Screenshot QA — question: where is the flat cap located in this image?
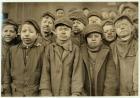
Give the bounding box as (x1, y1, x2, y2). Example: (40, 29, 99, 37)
(55, 17, 73, 28)
(42, 11, 55, 20)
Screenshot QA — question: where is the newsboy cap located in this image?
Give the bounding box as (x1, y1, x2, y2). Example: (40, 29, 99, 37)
(102, 19, 114, 27)
(114, 14, 134, 25)
(42, 11, 55, 20)
(69, 10, 88, 26)
(87, 11, 102, 20)
(84, 24, 103, 38)
(119, 3, 137, 14)
(3, 19, 18, 33)
(23, 19, 41, 33)
(55, 17, 73, 28)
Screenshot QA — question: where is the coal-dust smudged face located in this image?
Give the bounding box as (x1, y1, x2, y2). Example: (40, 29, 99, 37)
(21, 24, 38, 46)
(2, 25, 17, 43)
(103, 24, 116, 42)
(115, 18, 134, 41)
(55, 25, 71, 41)
(87, 32, 102, 48)
(72, 20, 85, 34)
(41, 16, 54, 38)
(88, 16, 102, 26)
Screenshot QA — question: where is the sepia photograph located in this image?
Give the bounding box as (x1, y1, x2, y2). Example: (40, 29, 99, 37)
(1, 1, 138, 96)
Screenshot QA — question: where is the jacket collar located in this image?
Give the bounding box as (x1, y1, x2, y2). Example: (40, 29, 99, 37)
(19, 37, 42, 48)
(54, 39, 73, 52)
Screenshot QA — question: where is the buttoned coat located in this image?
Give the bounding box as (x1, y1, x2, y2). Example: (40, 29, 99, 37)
(3, 40, 45, 96)
(39, 41, 84, 96)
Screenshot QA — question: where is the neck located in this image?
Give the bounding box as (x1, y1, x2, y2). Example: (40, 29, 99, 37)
(56, 39, 70, 45)
(23, 42, 34, 47)
(118, 34, 132, 42)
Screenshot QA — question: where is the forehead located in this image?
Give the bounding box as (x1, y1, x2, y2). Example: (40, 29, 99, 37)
(103, 24, 113, 29)
(22, 23, 35, 29)
(73, 19, 83, 24)
(42, 16, 54, 21)
(3, 24, 15, 29)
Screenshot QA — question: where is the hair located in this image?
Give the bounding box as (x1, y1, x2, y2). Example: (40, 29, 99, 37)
(3, 19, 18, 34)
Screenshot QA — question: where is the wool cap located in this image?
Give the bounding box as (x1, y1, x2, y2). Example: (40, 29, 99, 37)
(114, 14, 133, 25)
(3, 19, 18, 33)
(23, 19, 41, 33)
(84, 24, 103, 38)
(55, 17, 73, 28)
(119, 3, 137, 14)
(69, 10, 88, 26)
(42, 11, 55, 20)
(87, 11, 102, 20)
(102, 19, 114, 27)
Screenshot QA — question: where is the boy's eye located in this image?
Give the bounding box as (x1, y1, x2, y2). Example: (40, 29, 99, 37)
(4, 30, 8, 32)
(21, 29, 26, 33)
(9, 30, 15, 33)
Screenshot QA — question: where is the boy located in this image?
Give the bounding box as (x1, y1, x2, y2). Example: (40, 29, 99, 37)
(40, 11, 56, 46)
(104, 15, 138, 96)
(56, 8, 65, 18)
(102, 19, 116, 45)
(3, 19, 44, 96)
(70, 10, 88, 46)
(40, 17, 83, 96)
(81, 24, 116, 96)
(2, 19, 19, 96)
(87, 11, 102, 26)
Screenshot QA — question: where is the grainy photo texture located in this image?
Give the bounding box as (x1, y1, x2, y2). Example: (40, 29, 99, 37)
(1, 2, 138, 96)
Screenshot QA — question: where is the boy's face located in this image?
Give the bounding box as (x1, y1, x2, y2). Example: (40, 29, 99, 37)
(21, 24, 38, 45)
(56, 10, 64, 17)
(122, 8, 134, 17)
(102, 11, 109, 20)
(88, 16, 102, 26)
(83, 9, 89, 16)
(41, 16, 54, 36)
(72, 20, 85, 34)
(87, 32, 102, 48)
(2, 25, 17, 43)
(115, 18, 133, 40)
(103, 24, 116, 42)
(55, 25, 71, 41)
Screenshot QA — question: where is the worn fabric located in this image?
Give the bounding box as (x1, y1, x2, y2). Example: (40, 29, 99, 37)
(81, 44, 116, 96)
(104, 38, 138, 96)
(3, 39, 45, 96)
(39, 40, 84, 96)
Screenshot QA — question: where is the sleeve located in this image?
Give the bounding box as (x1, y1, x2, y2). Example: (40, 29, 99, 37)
(132, 53, 138, 95)
(39, 46, 52, 96)
(103, 50, 119, 96)
(71, 46, 84, 96)
(2, 48, 12, 96)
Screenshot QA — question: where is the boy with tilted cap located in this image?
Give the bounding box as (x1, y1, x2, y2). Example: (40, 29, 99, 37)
(81, 24, 116, 96)
(69, 10, 88, 47)
(102, 19, 116, 46)
(3, 19, 44, 96)
(104, 14, 138, 96)
(56, 8, 65, 18)
(2, 19, 19, 96)
(118, 3, 138, 18)
(87, 11, 102, 26)
(40, 17, 84, 96)
(40, 11, 56, 46)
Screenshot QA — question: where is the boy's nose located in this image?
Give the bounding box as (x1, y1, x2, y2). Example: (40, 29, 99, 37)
(6, 31, 11, 36)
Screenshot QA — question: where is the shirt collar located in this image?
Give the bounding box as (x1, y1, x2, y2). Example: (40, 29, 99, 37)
(55, 39, 72, 51)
